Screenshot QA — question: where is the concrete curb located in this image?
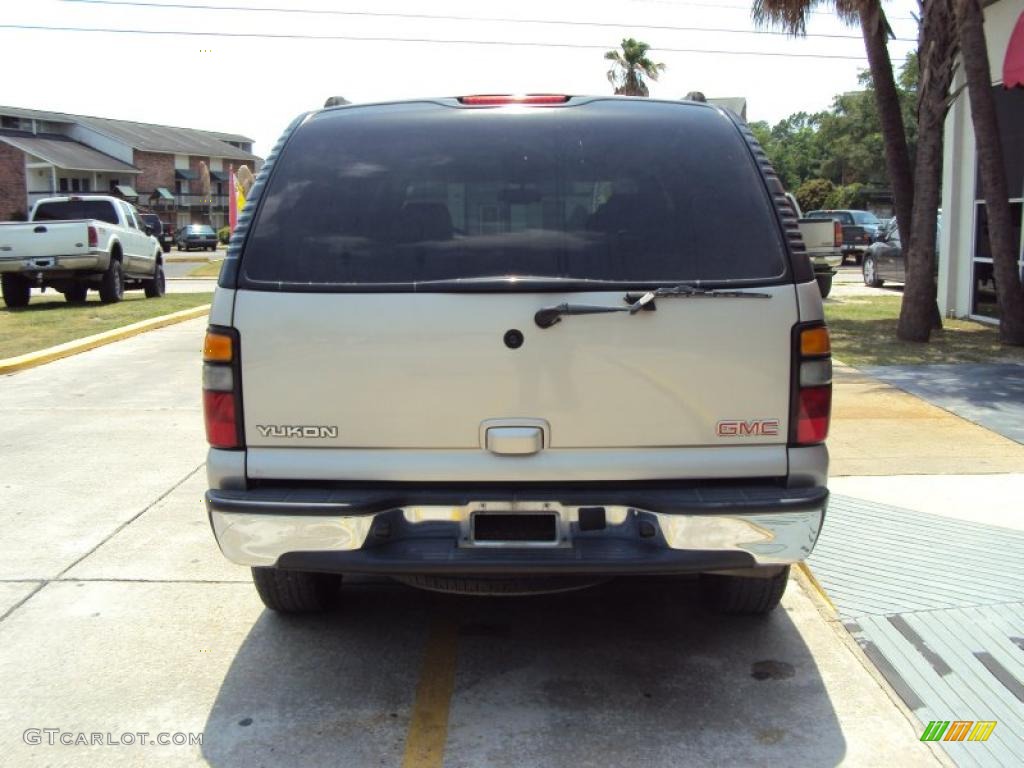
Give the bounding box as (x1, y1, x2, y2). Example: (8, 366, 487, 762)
(167, 276, 217, 281)
(0, 304, 210, 375)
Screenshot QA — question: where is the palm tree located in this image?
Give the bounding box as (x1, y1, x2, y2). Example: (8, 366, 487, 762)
(952, 0, 1024, 345)
(753, 0, 944, 340)
(898, 0, 957, 341)
(605, 38, 666, 96)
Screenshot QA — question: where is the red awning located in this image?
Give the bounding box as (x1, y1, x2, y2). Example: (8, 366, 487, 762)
(1005, 11, 1024, 88)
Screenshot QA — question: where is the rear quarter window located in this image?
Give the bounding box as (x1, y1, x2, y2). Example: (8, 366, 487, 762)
(239, 99, 789, 290)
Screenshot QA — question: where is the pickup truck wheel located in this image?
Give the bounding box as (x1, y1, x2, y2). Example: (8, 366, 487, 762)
(1, 274, 31, 308)
(700, 566, 789, 616)
(143, 261, 166, 298)
(98, 258, 125, 304)
(863, 256, 884, 287)
(251, 567, 341, 613)
(63, 283, 88, 304)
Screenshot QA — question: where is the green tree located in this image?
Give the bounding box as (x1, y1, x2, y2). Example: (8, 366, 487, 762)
(753, 0, 946, 342)
(824, 182, 867, 209)
(604, 38, 666, 96)
(795, 178, 835, 212)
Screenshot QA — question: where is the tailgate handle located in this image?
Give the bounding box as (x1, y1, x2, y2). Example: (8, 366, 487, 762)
(34, 225, 47, 233)
(485, 427, 543, 456)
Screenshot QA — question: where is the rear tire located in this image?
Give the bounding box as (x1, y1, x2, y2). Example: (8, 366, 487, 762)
(98, 257, 125, 304)
(143, 261, 166, 298)
(863, 255, 883, 287)
(251, 567, 342, 613)
(700, 566, 789, 616)
(63, 283, 88, 304)
(1, 274, 31, 308)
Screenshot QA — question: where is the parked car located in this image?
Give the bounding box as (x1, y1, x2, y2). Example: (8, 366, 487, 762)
(804, 209, 883, 265)
(785, 193, 842, 298)
(862, 219, 941, 288)
(0, 195, 165, 307)
(203, 95, 832, 616)
(138, 212, 173, 253)
(176, 224, 218, 251)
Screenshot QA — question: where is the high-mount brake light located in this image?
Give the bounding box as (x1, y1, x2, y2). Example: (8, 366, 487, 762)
(791, 323, 832, 446)
(459, 94, 570, 106)
(202, 327, 243, 449)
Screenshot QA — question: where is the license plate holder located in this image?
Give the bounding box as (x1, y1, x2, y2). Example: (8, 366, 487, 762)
(471, 511, 560, 546)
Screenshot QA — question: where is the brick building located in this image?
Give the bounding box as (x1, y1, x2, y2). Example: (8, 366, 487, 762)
(0, 105, 260, 231)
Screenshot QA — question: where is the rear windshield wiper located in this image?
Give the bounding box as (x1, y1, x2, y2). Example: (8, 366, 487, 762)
(535, 283, 772, 329)
(534, 301, 653, 329)
(623, 284, 773, 311)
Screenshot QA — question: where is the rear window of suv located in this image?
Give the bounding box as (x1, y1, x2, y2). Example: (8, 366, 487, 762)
(239, 100, 788, 290)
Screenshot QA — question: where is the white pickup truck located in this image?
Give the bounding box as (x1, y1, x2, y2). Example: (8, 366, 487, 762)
(0, 195, 166, 308)
(785, 193, 842, 298)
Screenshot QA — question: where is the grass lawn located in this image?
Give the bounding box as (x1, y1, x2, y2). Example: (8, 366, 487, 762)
(187, 260, 223, 278)
(825, 293, 1024, 366)
(0, 292, 213, 359)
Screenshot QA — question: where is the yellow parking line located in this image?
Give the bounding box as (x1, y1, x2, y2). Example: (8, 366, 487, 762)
(401, 613, 459, 768)
(796, 561, 837, 615)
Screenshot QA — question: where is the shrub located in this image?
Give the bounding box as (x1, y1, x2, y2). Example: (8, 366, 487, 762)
(794, 179, 834, 214)
(218, 226, 231, 244)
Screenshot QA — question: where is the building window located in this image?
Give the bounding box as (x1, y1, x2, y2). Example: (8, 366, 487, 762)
(59, 178, 69, 192)
(971, 201, 1023, 319)
(82, 178, 90, 192)
(71, 178, 81, 192)
(109, 178, 120, 191)
(970, 86, 1024, 320)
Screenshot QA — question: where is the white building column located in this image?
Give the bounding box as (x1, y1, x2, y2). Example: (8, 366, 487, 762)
(939, 65, 977, 319)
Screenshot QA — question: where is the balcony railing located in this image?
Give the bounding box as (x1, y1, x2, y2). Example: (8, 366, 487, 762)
(176, 194, 228, 210)
(24, 190, 229, 211)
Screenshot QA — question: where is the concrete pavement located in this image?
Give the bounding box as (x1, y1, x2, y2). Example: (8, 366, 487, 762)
(0, 319, 938, 766)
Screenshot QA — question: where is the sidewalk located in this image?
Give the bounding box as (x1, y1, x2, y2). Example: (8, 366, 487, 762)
(830, 364, 1024, 476)
(821, 365, 1024, 766)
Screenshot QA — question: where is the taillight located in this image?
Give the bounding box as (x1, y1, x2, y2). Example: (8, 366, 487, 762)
(203, 327, 243, 449)
(87, 225, 97, 248)
(833, 220, 842, 247)
(458, 94, 570, 106)
(791, 323, 832, 446)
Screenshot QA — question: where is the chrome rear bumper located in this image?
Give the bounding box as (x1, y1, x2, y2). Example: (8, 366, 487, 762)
(206, 485, 827, 574)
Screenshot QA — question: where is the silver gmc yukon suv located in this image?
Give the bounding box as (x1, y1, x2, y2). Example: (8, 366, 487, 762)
(203, 95, 831, 616)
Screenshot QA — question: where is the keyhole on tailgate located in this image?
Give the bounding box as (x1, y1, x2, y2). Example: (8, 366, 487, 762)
(503, 329, 524, 349)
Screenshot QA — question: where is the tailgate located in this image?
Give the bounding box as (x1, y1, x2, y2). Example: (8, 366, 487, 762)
(235, 286, 797, 456)
(0, 221, 92, 260)
(798, 220, 838, 252)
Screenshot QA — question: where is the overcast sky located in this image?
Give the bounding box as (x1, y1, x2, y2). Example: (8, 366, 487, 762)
(0, 0, 921, 156)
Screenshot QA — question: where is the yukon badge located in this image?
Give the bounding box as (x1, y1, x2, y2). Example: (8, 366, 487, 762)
(257, 425, 339, 438)
(716, 419, 780, 437)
